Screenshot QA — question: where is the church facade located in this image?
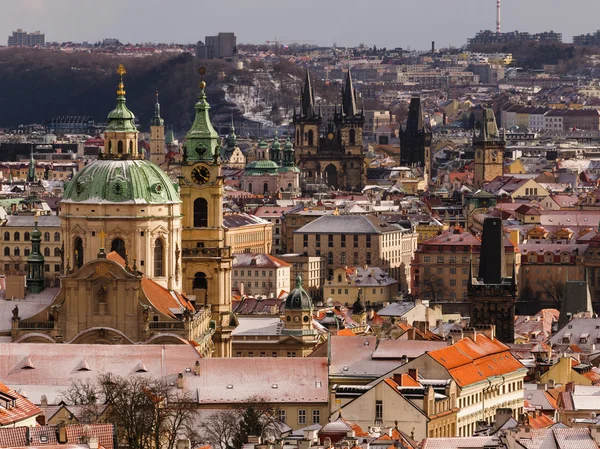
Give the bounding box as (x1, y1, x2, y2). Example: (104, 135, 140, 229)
(293, 69, 366, 192)
(11, 66, 231, 357)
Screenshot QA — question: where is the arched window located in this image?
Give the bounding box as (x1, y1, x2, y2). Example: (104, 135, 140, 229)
(24, 232, 30, 241)
(14, 247, 20, 257)
(296, 129, 300, 146)
(111, 238, 126, 260)
(24, 248, 30, 256)
(308, 129, 314, 146)
(248, 183, 253, 193)
(263, 183, 269, 194)
(349, 129, 356, 145)
(74, 237, 84, 269)
(3, 232, 9, 241)
(54, 248, 61, 257)
(193, 272, 208, 290)
(337, 274, 342, 283)
(14, 232, 20, 242)
(193, 198, 208, 228)
(108, 141, 112, 152)
(154, 239, 164, 277)
(44, 247, 50, 257)
(128, 141, 133, 153)
(4, 247, 9, 256)
(117, 141, 124, 154)
(54, 232, 60, 242)
(44, 232, 50, 242)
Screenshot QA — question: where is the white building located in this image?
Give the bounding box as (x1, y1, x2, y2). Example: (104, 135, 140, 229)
(232, 253, 291, 296)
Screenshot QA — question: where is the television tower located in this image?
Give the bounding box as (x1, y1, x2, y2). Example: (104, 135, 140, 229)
(496, 0, 501, 34)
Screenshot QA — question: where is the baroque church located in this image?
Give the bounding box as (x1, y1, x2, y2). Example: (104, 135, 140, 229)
(12, 66, 235, 357)
(293, 69, 366, 191)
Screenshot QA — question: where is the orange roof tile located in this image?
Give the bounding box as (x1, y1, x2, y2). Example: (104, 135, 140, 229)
(141, 277, 194, 319)
(429, 335, 524, 387)
(527, 412, 555, 429)
(106, 251, 126, 267)
(396, 374, 421, 387)
(337, 329, 356, 337)
(0, 382, 41, 425)
(543, 392, 558, 410)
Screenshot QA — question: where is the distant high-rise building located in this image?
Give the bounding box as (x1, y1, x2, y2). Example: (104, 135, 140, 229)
(574, 30, 600, 46)
(196, 32, 236, 59)
(7, 29, 45, 48)
(467, 30, 561, 47)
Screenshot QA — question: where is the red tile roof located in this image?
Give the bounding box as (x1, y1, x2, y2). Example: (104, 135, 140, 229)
(0, 381, 41, 425)
(429, 335, 524, 387)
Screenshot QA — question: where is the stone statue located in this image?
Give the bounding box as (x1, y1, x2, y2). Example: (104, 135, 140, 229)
(11, 305, 19, 322)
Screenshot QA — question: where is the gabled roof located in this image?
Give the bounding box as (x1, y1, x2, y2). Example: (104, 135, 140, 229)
(0, 381, 41, 425)
(428, 335, 524, 387)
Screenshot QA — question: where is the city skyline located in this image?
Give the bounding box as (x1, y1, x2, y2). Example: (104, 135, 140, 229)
(2, 0, 598, 49)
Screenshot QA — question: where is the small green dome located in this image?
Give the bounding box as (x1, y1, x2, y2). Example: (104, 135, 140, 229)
(271, 139, 281, 150)
(107, 97, 137, 133)
(63, 159, 180, 204)
(284, 138, 294, 151)
(245, 159, 279, 175)
(285, 276, 312, 310)
(257, 139, 268, 149)
(278, 165, 300, 174)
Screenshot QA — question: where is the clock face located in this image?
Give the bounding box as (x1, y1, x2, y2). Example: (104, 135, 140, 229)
(191, 165, 211, 185)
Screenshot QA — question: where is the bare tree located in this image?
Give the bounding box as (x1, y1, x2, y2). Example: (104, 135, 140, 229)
(418, 271, 448, 302)
(199, 410, 239, 449)
(539, 279, 565, 307)
(62, 374, 198, 449)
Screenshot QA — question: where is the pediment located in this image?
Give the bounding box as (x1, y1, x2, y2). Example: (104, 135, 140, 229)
(151, 225, 169, 237)
(66, 259, 139, 281)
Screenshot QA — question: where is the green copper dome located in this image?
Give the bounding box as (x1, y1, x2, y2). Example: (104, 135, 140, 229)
(62, 159, 180, 204)
(245, 159, 279, 175)
(185, 80, 220, 162)
(285, 276, 312, 310)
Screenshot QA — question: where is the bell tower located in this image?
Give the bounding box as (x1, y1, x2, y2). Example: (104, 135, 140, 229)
(293, 68, 320, 158)
(473, 108, 505, 188)
(149, 91, 165, 165)
(180, 67, 234, 357)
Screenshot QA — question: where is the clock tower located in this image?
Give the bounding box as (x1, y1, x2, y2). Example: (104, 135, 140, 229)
(473, 108, 505, 189)
(180, 69, 234, 357)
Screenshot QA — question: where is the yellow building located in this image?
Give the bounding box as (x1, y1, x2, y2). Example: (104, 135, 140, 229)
(179, 73, 235, 358)
(540, 357, 599, 386)
(325, 266, 398, 307)
(224, 213, 273, 254)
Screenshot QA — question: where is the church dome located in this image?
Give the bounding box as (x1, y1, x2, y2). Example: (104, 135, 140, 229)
(245, 159, 279, 175)
(62, 159, 180, 204)
(285, 276, 312, 310)
(352, 290, 366, 315)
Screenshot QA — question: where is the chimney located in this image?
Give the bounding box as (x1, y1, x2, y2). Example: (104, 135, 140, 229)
(40, 395, 48, 408)
(393, 373, 403, 384)
(194, 360, 200, 376)
(88, 437, 99, 449)
(239, 282, 245, 296)
(323, 437, 332, 448)
(565, 382, 575, 393)
(477, 324, 495, 340)
(176, 440, 191, 449)
(247, 436, 262, 445)
(464, 327, 477, 342)
(548, 379, 555, 389)
(408, 368, 419, 381)
(415, 321, 427, 333)
(177, 373, 184, 389)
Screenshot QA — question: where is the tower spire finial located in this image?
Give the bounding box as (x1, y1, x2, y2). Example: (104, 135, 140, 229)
(116, 64, 126, 96)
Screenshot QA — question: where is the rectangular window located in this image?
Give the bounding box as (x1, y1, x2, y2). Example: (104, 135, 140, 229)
(328, 235, 333, 247)
(353, 252, 359, 265)
(341, 235, 346, 248)
(437, 256, 444, 263)
(44, 264, 49, 272)
(366, 252, 372, 265)
(236, 352, 242, 357)
(262, 271, 266, 277)
(315, 234, 321, 247)
(248, 352, 253, 357)
(272, 352, 278, 357)
(344, 288, 348, 295)
(278, 409, 286, 423)
(366, 235, 372, 248)
(424, 256, 431, 263)
(240, 270, 244, 276)
(375, 400, 383, 420)
(303, 234, 308, 246)
(354, 235, 359, 248)
(312, 409, 320, 424)
(298, 409, 306, 425)
(54, 264, 60, 272)
(450, 267, 456, 274)
(450, 279, 456, 286)
(437, 267, 443, 275)
(340, 252, 346, 264)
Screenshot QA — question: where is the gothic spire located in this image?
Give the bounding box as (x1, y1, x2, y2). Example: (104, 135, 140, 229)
(405, 96, 424, 134)
(342, 66, 357, 117)
(301, 68, 315, 118)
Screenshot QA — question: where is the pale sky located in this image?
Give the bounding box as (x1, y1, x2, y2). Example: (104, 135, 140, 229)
(1, 0, 598, 49)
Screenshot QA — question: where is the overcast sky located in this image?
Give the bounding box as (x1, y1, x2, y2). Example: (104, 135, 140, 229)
(1, 0, 598, 50)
